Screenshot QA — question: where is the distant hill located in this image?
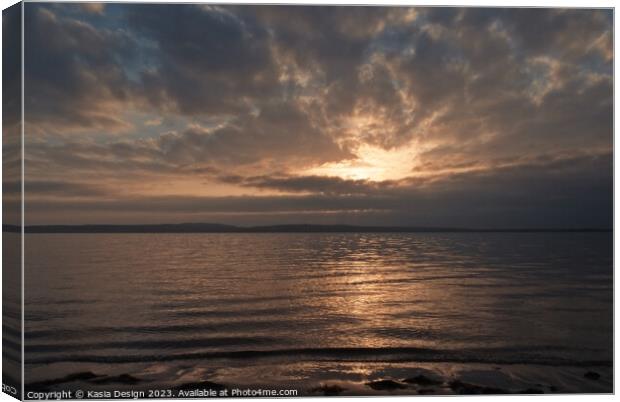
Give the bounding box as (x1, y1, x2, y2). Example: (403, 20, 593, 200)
(2, 223, 612, 233)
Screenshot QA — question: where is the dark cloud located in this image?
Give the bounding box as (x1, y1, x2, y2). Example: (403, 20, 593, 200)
(24, 4, 138, 132)
(219, 173, 402, 195)
(503, 8, 612, 61)
(126, 4, 280, 116)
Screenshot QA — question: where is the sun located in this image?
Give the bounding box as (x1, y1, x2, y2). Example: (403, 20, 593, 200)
(304, 143, 418, 182)
(307, 160, 383, 181)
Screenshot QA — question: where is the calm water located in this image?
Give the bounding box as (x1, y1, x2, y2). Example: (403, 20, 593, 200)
(23, 233, 612, 388)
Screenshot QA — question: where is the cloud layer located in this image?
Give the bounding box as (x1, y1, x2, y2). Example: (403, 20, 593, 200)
(21, 4, 613, 227)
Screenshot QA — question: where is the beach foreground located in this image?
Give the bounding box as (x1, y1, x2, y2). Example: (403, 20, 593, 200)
(25, 361, 612, 396)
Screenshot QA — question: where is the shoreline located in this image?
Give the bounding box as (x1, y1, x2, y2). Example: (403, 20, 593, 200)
(5, 223, 613, 234)
(25, 361, 613, 396)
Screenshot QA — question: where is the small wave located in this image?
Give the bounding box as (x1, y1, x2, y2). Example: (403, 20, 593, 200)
(25, 346, 612, 367)
(26, 336, 279, 353)
(25, 318, 327, 340)
(152, 294, 294, 309)
(166, 305, 308, 319)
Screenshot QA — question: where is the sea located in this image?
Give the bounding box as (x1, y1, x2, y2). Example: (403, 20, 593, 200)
(11, 232, 614, 395)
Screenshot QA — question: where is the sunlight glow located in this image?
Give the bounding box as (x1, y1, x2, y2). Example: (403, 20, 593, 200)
(304, 143, 419, 181)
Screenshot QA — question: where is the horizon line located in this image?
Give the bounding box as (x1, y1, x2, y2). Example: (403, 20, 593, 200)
(2, 223, 613, 234)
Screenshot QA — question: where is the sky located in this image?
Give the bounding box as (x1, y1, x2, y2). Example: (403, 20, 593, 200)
(10, 3, 613, 227)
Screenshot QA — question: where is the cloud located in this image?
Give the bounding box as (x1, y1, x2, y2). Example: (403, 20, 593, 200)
(23, 152, 612, 228)
(3, 3, 23, 227)
(3, 4, 22, 128)
(20, 5, 612, 227)
(25, 100, 352, 182)
(156, 102, 353, 169)
(80, 3, 105, 15)
(376, 8, 613, 171)
(7, 180, 106, 197)
(218, 173, 403, 195)
(24, 5, 138, 133)
(126, 4, 280, 116)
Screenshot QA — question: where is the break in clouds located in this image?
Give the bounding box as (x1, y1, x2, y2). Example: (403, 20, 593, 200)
(13, 4, 613, 227)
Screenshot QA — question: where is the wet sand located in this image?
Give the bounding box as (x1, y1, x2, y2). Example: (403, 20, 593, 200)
(25, 361, 612, 396)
